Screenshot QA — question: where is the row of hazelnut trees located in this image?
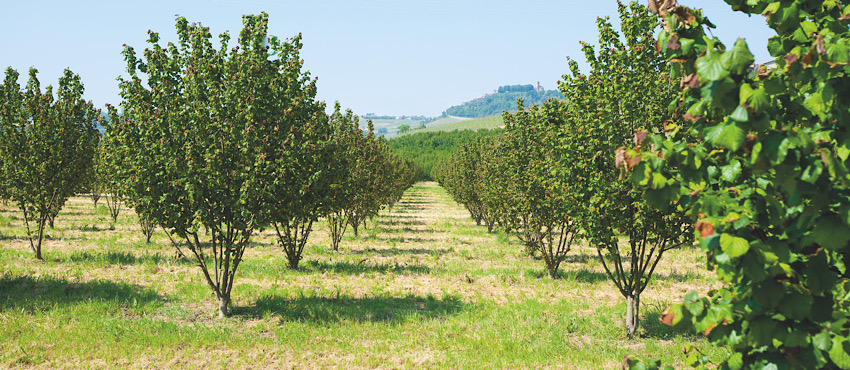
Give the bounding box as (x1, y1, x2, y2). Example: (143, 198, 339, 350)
(438, 0, 850, 368)
(0, 13, 418, 318)
(435, 1, 690, 340)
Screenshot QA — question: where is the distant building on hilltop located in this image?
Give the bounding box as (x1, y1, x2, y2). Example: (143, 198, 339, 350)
(534, 81, 544, 92)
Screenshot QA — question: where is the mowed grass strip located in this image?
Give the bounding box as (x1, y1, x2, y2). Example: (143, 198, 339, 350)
(0, 182, 726, 368)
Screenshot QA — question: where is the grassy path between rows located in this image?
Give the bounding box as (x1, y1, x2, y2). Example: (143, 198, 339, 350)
(0, 182, 725, 368)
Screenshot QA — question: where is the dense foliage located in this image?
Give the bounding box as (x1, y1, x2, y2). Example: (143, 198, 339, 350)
(387, 129, 502, 180)
(444, 89, 561, 118)
(108, 13, 331, 317)
(435, 2, 692, 338)
(623, 0, 850, 367)
(324, 105, 417, 251)
(0, 68, 100, 260)
(433, 138, 494, 231)
(561, 2, 693, 339)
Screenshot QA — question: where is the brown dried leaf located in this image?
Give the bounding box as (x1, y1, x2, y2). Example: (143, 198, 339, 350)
(673, 6, 696, 23)
(666, 34, 681, 50)
(696, 220, 715, 238)
(757, 65, 772, 79)
(681, 73, 699, 89)
(682, 112, 700, 122)
(660, 306, 675, 326)
(633, 129, 648, 147)
(784, 53, 799, 67)
(647, 0, 659, 14)
(626, 155, 641, 170)
(816, 33, 826, 55)
(802, 51, 813, 69)
(615, 147, 627, 170)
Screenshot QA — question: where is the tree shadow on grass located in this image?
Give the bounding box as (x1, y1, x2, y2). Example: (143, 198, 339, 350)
(63, 250, 192, 266)
(0, 275, 163, 313)
(235, 294, 465, 324)
(524, 267, 610, 283)
(302, 260, 432, 275)
(375, 219, 426, 227)
(371, 236, 439, 244)
(350, 246, 451, 257)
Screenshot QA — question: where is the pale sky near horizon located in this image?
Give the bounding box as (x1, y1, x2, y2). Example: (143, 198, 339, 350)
(1, 1, 774, 117)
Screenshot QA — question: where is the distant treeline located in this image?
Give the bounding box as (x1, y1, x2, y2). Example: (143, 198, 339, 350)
(445, 90, 562, 118)
(497, 84, 535, 93)
(387, 129, 503, 181)
(360, 114, 429, 121)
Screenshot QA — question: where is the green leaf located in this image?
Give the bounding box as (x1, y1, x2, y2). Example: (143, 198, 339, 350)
(801, 161, 823, 183)
(706, 121, 746, 151)
(830, 337, 850, 369)
(696, 50, 729, 81)
(779, 293, 812, 320)
(721, 160, 742, 182)
(721, 39, 755, 75)
(811, 215, 850, 250)
(720, 233, 750, 258)
(748, 87, 771, 113)
(684, 293, 704, 316)
(814, 332, 833, 352)
(730, 105, 750, 122)
(748, 318, 776, 346)
(805, 92, 827, 119)
(726, 353, 744, 369)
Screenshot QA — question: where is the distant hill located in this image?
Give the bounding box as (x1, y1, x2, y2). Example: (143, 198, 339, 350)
(444, 84, 562, 118)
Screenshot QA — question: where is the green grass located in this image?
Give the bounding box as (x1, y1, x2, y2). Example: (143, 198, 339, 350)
(0, 182, 727, 367)
(395, 115, 504, 137)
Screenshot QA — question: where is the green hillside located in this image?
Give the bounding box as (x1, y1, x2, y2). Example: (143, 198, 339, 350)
(445, 87, 561, 118)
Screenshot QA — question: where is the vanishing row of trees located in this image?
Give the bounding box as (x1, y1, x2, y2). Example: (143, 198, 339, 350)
(440, 0, 850, 367)
(435, 2, 691, 340)
(387, 129, 502, 180)
(0, 13, 418, 318)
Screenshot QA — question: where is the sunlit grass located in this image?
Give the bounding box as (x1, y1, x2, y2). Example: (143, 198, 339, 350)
(0, 182, 726, 367)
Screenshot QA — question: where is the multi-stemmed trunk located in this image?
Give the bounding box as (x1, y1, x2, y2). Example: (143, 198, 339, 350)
(139, 215, 156, 244)
(90, 193, 101, 210)
(169, 222, 253, 318)
(327, 211, 348, 252)
(275, 217, 315, 270)
(105, 192, 121, 222)
(21, 194, 59, 260)
(22, 206, 49, 260)
(595, 224, 680, 339)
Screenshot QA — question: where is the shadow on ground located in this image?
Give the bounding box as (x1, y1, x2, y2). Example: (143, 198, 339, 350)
(350, 246, 451, 257)
(303, 260, 432, 275)
(237, 294, 465, 324)
(0, 275, 163, 313)
(64, 250, 191, 266)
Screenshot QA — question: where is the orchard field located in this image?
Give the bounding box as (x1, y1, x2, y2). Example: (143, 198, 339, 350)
(0, 182, 724, 368)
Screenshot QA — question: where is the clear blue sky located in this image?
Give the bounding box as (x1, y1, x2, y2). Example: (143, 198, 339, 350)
(1, 1, 774, 117)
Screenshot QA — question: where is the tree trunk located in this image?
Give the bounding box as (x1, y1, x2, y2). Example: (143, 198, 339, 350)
(352, 223, 359, 237)
(33, 220, 45, 260)
(217, 292, 229, 318)
(288, 254, 301, 270)
(626, 293, 640, 339)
